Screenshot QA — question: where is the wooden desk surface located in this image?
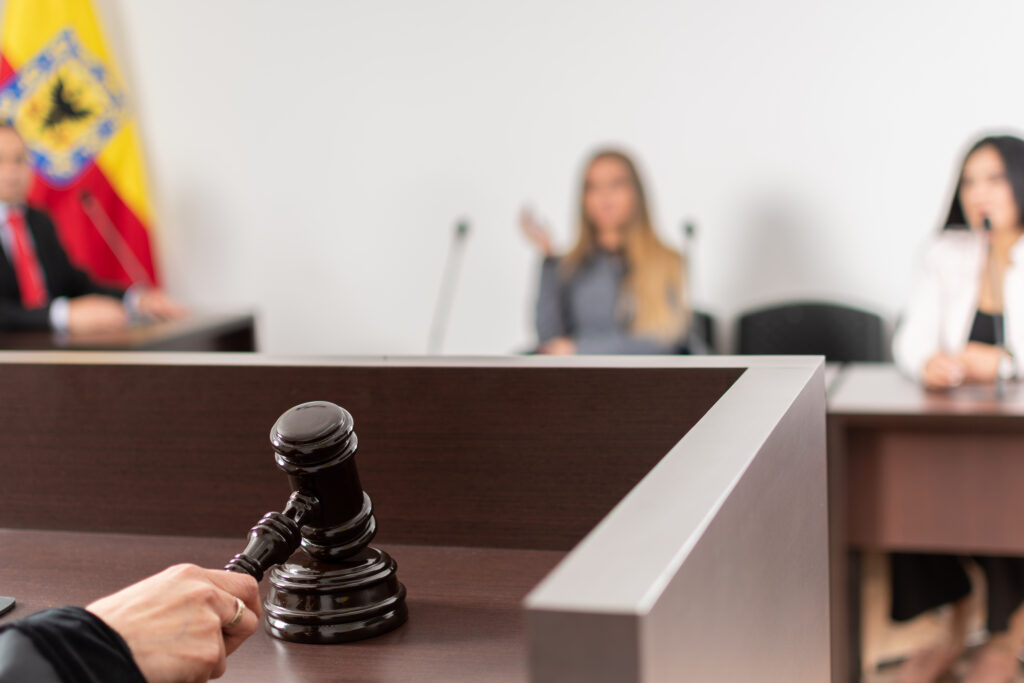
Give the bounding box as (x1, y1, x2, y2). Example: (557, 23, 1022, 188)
(0, 312, 256, 352)
(0, 528, 562, 682)
(828, 362, 1024, 418)
(0, 356, 827, 683)
(828, 362, 1024, 553)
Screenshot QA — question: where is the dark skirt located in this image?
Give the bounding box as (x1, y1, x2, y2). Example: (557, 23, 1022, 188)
(891, 553, 1024, 633)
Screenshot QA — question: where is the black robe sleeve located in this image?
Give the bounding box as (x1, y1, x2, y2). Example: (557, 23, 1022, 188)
(0, 607, 146, 683)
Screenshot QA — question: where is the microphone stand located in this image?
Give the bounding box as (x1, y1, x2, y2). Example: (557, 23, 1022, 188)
(681, 219, 700, 349)
(79, 191, 153, 288)
(682, 219, 696, 295)
(427, 219, 470, 354)
(984, 218, 1007, 399)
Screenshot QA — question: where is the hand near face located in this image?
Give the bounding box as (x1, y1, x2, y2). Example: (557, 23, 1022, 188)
(86, 564, 261, 683)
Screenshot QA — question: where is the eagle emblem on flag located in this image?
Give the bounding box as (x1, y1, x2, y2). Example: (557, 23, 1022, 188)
(0, 29, 125, 186)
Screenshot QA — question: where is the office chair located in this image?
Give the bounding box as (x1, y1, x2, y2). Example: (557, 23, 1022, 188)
(736, 301, 885, 362)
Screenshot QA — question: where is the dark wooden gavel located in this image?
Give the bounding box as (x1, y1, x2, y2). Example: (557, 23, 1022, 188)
(225, 400, 407, 643)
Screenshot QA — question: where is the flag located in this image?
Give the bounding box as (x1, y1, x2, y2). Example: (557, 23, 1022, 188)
(0, 0, 158, 288)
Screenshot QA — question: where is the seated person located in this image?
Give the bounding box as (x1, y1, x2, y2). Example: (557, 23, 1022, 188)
(520, 148, 694, 354)
(0, 563, 259, 683)
(0, 123, 184, 333)
(892, 135, 1024, 683)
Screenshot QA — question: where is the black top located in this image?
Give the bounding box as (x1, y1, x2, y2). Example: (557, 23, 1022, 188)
(969, 310, 1003, 346)
(0, 606, 145, 682)
(0, 206, 123, 331)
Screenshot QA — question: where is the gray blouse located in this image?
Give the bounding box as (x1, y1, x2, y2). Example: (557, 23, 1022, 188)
(535, 250, 684, 354)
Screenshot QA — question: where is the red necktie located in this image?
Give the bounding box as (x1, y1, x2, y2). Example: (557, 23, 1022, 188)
(8, 208, 48, 309)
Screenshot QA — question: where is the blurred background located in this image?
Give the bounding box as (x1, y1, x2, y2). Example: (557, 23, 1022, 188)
(13, 0, 1020, 355)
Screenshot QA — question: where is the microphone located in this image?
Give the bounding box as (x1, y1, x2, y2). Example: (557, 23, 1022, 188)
(681, 218, 696, 297)
(427, 219, 470, 354)
(680, 218, 706, 351)
(78, 190, 153, 288)
(681, 219, 697, 292)
(681, 219, 695, 254)
(982, 216, 1008, 397)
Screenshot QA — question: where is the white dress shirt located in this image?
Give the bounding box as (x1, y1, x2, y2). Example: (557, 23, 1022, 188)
(892, 229, 1024, 379)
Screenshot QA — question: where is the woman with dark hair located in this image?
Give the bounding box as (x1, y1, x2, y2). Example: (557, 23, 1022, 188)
(521, 149, 693, 354)
(892, 135, 1024, 682)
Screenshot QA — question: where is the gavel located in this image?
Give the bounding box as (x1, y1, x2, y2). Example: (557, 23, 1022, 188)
(226, 400, 407, 643)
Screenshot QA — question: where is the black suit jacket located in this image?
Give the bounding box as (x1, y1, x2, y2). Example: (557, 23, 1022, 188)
(0, 207, 124, 331)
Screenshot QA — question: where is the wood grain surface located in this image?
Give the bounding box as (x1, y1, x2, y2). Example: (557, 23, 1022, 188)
(0, 528, 563, 682)
(0, 362, 740, 550)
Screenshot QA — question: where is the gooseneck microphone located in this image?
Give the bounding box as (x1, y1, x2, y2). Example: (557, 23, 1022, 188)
(983, 217, 1008, 398)
(681, 219, 695, 255)
(427, 219, 470, 354)
(680, 218, 706, 352)
(79, 190, 153, 287)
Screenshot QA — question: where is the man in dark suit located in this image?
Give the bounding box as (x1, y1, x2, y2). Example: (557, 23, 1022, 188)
(0, 124, 183, 332)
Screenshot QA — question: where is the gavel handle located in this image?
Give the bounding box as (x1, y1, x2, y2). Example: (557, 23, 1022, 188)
(225, 491, 319, 581)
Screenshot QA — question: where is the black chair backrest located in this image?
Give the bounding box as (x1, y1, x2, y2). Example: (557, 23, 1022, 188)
(690, 310, 716, 352)
(737, 301, 885, 362)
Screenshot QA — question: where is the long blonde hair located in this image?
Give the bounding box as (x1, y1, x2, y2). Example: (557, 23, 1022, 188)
(561, 149, 688, 342)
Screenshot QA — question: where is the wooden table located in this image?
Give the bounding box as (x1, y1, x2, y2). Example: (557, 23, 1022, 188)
(828, 363, 1024, 681)
(0, 312, 256, 351)
(0, 529, 561, 682)
(0, 354, 829, 682)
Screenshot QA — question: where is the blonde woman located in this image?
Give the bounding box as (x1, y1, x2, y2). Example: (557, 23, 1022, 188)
(521, 149, 691, 354)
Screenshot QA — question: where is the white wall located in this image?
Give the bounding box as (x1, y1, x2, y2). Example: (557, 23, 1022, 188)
(37, 1, 1024, 353)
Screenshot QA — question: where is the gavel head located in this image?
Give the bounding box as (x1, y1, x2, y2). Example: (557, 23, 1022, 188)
(270, 401, 376, 562)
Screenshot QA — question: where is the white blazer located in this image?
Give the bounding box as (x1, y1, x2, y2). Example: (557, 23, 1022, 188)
(892, 229, 1024, 379)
